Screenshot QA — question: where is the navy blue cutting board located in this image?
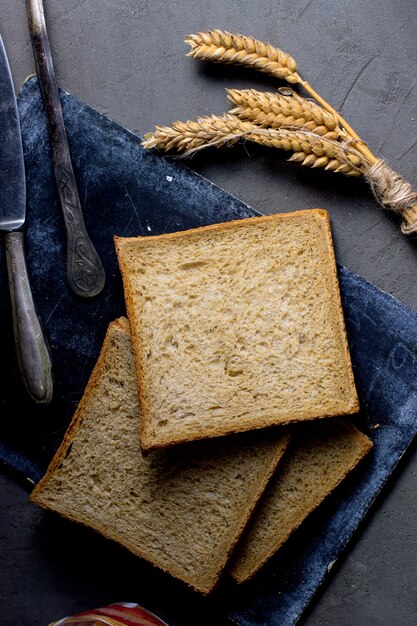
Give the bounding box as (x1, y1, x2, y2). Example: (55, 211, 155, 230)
(1, 76, 417, 626)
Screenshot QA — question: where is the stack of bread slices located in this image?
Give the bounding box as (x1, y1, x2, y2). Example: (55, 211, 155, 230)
(31, 210, 372, 594)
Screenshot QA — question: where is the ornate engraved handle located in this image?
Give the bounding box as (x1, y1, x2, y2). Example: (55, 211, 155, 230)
(27, 0, 105, 298)
(56, 165, 105, 297)
(4, 231, 53, 404)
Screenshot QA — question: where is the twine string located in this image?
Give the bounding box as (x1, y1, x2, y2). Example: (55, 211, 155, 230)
(365, 159, 417, 218)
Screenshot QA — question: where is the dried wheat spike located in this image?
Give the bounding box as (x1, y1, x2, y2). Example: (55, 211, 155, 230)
(185, 30, 300, 84)
(227, 88, 344, 140)
(142, 114, 365, 176)
(142, 114, 254, 152)
(252, 128, 364, 175)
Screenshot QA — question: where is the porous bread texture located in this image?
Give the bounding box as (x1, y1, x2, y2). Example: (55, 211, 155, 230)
(229, 419, 373, 583)
(115, 210, 359, 451)
(30, 318, 290, 595)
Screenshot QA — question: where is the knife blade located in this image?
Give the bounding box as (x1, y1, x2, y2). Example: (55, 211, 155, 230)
(27, 0, 105, 298)
(0, 35, 53, 404)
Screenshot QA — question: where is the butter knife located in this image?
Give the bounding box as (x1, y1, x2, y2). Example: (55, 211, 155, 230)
(0, 35, 53, 404)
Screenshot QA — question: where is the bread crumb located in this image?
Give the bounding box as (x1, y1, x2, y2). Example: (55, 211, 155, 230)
(327, 559, 337, 572)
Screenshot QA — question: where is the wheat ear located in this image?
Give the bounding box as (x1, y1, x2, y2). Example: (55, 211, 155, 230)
(185, 30, 300, 84)
(142, 114, 250, 152)
(142, 114, 365, 176)
(227, 88, 345, 140)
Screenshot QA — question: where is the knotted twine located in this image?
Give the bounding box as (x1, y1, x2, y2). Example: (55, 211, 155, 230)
(364, 159, 417, 235)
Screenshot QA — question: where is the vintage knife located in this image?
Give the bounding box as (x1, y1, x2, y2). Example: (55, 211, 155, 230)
(27, 0, 105, 298)
(0, 35, 53, 404)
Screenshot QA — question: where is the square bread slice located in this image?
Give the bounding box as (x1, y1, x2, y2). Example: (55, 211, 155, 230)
(30, 318, 290, 595)
(229, 419, 372, 583)
(115, 210, 359, 451)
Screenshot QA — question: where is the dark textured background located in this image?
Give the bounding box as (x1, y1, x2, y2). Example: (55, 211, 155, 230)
(0, 1, 416, 625)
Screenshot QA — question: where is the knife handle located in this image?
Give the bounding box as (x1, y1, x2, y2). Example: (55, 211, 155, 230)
(4, 231, 53, 404)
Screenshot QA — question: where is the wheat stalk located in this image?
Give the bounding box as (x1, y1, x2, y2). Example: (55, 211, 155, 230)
(142, 114, 365, 176)
(185, 30, 300, 84)
(142, 30, 417, 233)
(184, 30, 417, 233)
(226, 88, 344, 140)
